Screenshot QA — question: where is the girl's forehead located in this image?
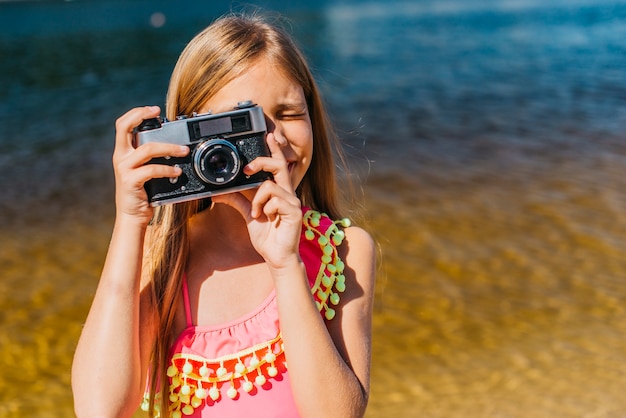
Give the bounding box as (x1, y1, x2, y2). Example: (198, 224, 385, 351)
(200, 60, 305, 114)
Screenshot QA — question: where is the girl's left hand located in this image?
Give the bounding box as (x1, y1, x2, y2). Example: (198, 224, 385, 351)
(211, 133, 303, 270)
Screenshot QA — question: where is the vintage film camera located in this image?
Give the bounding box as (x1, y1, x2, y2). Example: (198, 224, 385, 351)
(133, 101, 271, 206)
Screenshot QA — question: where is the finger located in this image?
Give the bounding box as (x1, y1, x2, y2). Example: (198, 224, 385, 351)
(114, 106, 161, 155)
(119, 163, 183, 190)
(122, 142, 189, 169)
(250, 180, 300, 219)
(244, 133, 293, 192)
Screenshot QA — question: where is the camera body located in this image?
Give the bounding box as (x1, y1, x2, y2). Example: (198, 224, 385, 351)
(133, 102, 271, 206)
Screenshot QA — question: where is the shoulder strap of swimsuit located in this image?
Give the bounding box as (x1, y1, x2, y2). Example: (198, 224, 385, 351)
(182, 274, 193, 327)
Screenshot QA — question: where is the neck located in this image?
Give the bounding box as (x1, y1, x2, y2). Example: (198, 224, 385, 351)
(188, 201, 263, 270)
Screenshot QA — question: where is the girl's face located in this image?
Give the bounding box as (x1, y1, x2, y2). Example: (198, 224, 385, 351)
(199, 58, 313, 191)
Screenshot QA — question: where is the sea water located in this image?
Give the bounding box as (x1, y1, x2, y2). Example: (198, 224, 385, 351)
(1, 0, 625, 416)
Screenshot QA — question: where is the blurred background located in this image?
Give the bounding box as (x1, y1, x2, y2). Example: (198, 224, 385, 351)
(1, 0, 626, 416)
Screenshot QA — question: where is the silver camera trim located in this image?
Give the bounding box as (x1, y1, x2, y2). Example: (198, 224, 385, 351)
(134, 104, 266, 146)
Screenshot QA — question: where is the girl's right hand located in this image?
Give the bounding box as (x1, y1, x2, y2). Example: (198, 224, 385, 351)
(112, 106, 189, 225)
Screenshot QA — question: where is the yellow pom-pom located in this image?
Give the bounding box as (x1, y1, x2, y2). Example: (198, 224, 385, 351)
(191, 396, 202, 408)
(167, 365, 178, 377)
(182, 404, 194, 415)
(172, 411, 182, 418)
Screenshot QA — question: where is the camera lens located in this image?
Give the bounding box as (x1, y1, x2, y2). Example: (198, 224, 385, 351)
(193, 139, 240, 185)
(208, 152, 229, 175)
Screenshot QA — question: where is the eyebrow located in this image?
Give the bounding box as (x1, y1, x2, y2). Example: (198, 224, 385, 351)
(276, 102, 308, 112)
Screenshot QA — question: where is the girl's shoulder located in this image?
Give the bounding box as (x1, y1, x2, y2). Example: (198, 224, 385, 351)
(300, 208, 376, 297)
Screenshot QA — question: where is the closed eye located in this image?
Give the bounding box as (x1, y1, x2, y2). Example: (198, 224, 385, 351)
(278, 112, 307, 120)
(275, 103, 309, 120)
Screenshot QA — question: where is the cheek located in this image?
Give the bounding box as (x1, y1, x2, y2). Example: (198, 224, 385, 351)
(293, 123, 314, 159)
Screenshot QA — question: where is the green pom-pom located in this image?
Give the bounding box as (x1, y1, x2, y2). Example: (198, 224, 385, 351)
(325, 308, 336, 320)
(322, 274, 332, 287)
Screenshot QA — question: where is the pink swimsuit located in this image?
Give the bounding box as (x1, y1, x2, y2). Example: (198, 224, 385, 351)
(142, 208, 350, 417)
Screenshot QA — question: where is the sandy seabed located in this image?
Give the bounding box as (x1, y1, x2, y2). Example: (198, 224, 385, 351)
(2, 141, 626, 418)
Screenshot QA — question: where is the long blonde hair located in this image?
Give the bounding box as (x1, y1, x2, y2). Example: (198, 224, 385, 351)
(145, 13, 351, 416)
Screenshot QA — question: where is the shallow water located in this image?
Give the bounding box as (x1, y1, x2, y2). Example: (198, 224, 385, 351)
(1, 0, 626, 417)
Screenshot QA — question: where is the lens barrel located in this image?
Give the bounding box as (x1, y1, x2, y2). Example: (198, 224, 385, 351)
(193, 139, 240, 185)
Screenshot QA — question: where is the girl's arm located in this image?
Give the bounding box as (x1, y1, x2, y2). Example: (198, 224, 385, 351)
(71, 216, 154, 417)
(71, 106, 188, 417)
(270, 226, 375, 418)
(213, 134, 375, 417)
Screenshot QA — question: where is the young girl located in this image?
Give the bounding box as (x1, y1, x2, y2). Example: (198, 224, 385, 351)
(72, 13, 375, 418)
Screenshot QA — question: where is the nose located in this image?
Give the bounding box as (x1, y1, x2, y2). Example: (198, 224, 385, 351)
(264, 115, 288, 147)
